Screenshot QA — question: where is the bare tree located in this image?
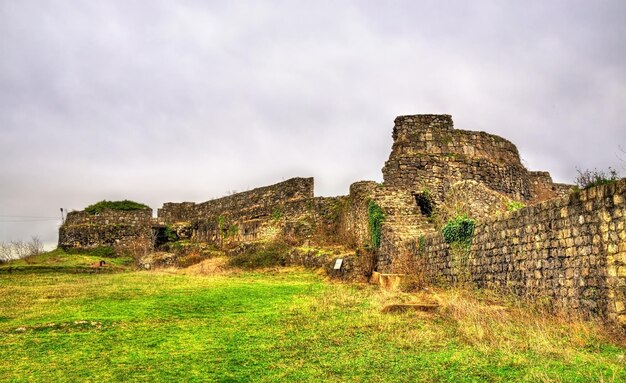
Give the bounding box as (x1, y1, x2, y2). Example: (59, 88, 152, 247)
(28, 236, 43, 256)
(0, 236, 44, 263)
(0, 243, 12, 262)
(10, 240, 29, 259)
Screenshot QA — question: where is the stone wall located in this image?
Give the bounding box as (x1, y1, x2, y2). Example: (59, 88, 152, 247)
(54, 112, 624, 326)
(57, 177, 351, 253)
(155, 178, 352, 248)
(528, 171, 573, 204)
(382, 115, 567, 203)
(58, 209, 153, 251)
(402, 179, 626, 324)
(158, 177, 314, 223)
(433, 180, 513, 228)
(275, 196, 347, 246)
(339, 181, 379, 248)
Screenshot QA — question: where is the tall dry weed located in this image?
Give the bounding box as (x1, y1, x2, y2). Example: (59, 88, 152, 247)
(433, 288, 625, 357)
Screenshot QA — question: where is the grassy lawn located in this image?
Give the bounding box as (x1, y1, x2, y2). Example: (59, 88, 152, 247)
(0, 260, 624, 382)
(0, 248, 134, 274)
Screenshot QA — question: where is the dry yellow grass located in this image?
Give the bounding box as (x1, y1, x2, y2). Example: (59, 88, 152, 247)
(176, 256, 239, 275)
(379, 286, 626, 359)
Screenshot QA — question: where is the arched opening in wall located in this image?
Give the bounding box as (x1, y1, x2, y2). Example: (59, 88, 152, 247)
(414, 191, 434, 217)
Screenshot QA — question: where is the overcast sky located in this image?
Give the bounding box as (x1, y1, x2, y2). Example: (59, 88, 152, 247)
(1, 0, 625, 247)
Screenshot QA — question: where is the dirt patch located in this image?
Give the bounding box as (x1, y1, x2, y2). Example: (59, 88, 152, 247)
(179, 257, 240, 276)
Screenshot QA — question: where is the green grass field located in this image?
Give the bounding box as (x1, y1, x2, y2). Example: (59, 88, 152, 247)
(0, 253, 624, 382)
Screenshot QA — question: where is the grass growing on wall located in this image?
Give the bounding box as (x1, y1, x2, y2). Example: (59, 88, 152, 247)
(506, 200, 525, 212)
(216, 215, 240, 241)
(270, 207, 283, 221)
(575, 167, 621, 190)
(84, 200, 150, 214)
(367, 200, 385, 249)
(0, 266, 624, 382)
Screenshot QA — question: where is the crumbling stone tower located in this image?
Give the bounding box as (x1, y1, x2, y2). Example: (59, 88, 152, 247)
(382, 114, 569, 203)
(374, 114, 571, 271)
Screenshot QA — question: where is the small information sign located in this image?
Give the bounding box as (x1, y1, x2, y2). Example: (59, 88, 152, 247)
(333, 258, 343, 270)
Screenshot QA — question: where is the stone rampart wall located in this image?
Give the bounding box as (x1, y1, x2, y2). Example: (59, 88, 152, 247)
(184, 195, 350, 247)
(59, 209, 153, 250)
(156, 178, 353, 247)
(158, 177, 313, 223)
(339, 181, 379, 248)
(405, 179, 626, 324)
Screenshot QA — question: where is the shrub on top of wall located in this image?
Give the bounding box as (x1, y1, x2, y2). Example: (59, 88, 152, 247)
(84, 200, 150, 214)
(367, 200, 385, 249)
(574, 167, 620, 190)
(442, 214, 475, 247)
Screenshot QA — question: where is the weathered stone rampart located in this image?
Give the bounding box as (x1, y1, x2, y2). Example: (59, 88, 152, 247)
(339, 181, 379, 247)
(158, 177, 313, 224)
(406, 179, 626, 324)
(59, 209, 153, 250)
(156, 178, 315, 246)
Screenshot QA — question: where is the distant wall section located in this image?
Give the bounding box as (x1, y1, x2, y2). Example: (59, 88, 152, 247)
(156, 177, 338, 246)
(58, 209, 153, 251)
(158, 177, 314, 224)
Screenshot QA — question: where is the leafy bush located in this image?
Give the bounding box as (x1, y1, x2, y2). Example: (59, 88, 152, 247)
(506, 200, 525, 212)
(84, 200, 150, 214)
(442, 214, 475, 247)
(164, 226, 178, 242)
(227, 242, 289, 269)
(367, 200, 385, 249)
(574, 167, 620, 190)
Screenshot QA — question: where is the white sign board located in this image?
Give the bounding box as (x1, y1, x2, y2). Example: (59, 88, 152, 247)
(333, 258, 343, 270)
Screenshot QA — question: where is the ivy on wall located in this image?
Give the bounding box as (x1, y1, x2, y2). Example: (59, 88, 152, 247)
(367, 200, 385, 249)
(442, 214, 475, 247)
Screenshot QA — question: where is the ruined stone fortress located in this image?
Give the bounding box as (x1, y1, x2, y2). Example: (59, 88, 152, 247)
(58, 114, 626, 326)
